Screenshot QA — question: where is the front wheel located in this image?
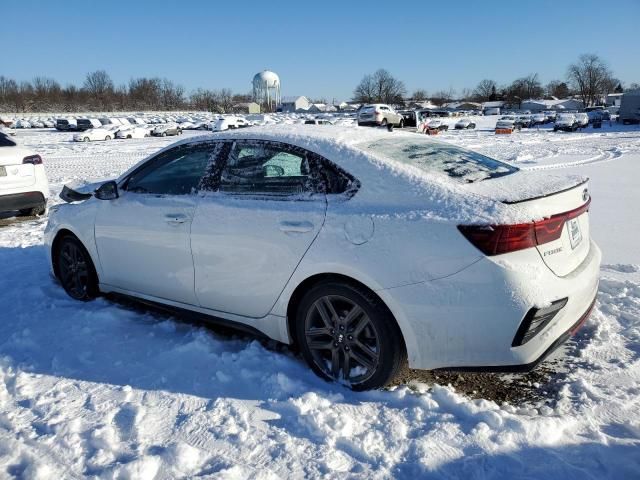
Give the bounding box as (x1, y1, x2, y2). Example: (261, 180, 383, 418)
(296, 282, 406, 390)
(161, 132, 167, 137)
(83, 137, 90, 142)
(105, 136, 111, 141)
(398, 120, 404, 128)
(55, 235, 99, 301)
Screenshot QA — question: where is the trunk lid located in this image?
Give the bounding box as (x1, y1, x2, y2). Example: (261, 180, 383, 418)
(0, 147, 37, 190)
(468, 171, 591, 277)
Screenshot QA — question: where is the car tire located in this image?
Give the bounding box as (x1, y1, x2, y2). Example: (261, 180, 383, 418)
(105, 136, 111, 141)
(381, 119, 388, 127)
(295, 281, 406, 391)
(127, 135, 132, 139)
(144, 134, 149, 137)
(399, 120, 404, 128)
(83, 137, 90, 142)
(55, 235, 99, 302)
(19, 203, 46, 217)
(162, 132, 167, 137)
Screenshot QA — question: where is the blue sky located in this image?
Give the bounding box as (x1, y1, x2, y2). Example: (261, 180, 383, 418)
(4, 0, 639, 101)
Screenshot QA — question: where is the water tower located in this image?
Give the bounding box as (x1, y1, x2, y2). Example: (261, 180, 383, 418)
(252, 70, 281, 112)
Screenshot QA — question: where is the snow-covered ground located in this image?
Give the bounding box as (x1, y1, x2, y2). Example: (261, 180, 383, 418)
(1, 118, 639, 478)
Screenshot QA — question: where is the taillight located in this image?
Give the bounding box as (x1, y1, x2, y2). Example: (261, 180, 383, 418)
(458, 198, 591, 256)
(23, 154, 43, 165)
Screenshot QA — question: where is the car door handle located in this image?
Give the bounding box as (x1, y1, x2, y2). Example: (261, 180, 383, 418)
(279, 221, 314, 233)
(165, 213, 188, 225)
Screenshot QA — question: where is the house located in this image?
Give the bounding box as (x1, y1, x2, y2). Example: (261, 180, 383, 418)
(232, 102, 260, 114)
(445, 101, 482, 111)
(279, 96, 311, 113)
(481, 101, 506, 115)
(606, 93, 624, 108)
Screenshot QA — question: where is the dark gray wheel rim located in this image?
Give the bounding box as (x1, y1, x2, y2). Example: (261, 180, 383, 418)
(59, 242, 89, 299)
(304, 295, 380, 384)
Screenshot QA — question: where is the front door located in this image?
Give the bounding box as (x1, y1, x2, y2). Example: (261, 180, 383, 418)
(94, 143, 217, 305)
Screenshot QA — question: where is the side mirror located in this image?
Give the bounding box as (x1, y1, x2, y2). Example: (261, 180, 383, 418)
(95, 180, 119, 200)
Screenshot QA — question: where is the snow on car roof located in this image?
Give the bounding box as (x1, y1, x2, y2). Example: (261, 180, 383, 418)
(119, 125, 584, 225)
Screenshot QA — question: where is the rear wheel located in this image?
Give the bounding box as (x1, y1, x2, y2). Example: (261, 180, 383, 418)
(19, 203, 45, 217)
(105, 136, 111, 141)
(83, 137, 90, 142)
(161, 132, 167, 137)
(55, 235, 99, 301)
(296, 281, 406, 390)
(127, 135, 132, 139)
(381, 119, 388, 126)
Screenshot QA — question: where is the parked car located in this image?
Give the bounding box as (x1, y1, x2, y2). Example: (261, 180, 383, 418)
(303, 119, 329, 125)
(77, 118, 102, 131)
(151, 123, 182, 137)
(543, 111, 557, 123)
(398, 110, 418, 127)
(574, 113, 589, 129)
(454, 118, 476, 130)
(495, 119, 520, 134)
(517, 116, 533, 128)
(47, 126, 600, 390)
(43, 119, 56, 128)
(56, 118, 78, 131)
(357, 104, 404, 127)
(30, 120, 45, 128)
(14, 120, 31, 129)
(554, 114, 579, 132)
(209, 117, 251, 131)
(116, 126, 150, 139)
(420, 119, 449, 133)
(619, 90, 640, 125)
(73, 125, 120, 142)
(531, 113, 546, 126)
(0, 132, 48, 216)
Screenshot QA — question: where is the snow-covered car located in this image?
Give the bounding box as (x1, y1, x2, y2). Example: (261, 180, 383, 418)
(419, 119, 449, 133)
(73, 126, 119, 142)
(45, 126, 601, 390)
(495, 119, 520, 134)
(304, 119, 333, 125)
(14, 120, 31, 129)
(30, 120, 45, 128)
(517, 116, 532, 128)
(0, 132, 49, 216)
(531, 113, 547, 126)
(178, 122, 195, 130)
(56, 118, 78, 131)
(574, 113, 589, 129)
(209, 117, 252, 131)
(43, 119, 56, 128)
(357, 104, 404, 127)
(151, 124, 182, 137)
(554, 114, 579, 132)
(116, 126, 150, 139)
(544, 111, 557, 123)
(454, 118, 476, 130)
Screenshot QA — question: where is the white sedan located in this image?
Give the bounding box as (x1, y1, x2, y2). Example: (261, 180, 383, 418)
(116, 126, 150, 139)
(0, 131, 49, 216)
(45, 126, 600, 390)
(73, 126, 119, 142)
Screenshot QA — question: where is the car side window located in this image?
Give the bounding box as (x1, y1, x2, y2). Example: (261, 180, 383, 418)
(220, 141, 312, 196)
(125, 143, 221, 195)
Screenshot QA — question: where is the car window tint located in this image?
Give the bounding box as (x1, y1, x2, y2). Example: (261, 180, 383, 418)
(220, 141, 311, 196)
(126, 146, 213, 195)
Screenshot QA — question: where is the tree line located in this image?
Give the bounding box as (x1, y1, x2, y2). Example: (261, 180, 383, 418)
(353, 54, 637, 107)
(0, 70, 252, 113)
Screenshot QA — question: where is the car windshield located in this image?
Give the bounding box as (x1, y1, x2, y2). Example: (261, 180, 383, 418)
(0, 133, 17, 147)
(355, 138, 518, 183)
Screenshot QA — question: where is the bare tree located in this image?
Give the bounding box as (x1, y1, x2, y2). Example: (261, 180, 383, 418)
(84, 70, 114, 109)
(567, 54, 614, 107)
(411, 89, 428, 102)
(473, 79, 497, 102)
(430, 87, 456, 106)
(546, 80, 570, 98)
(353, 69, 406, 104)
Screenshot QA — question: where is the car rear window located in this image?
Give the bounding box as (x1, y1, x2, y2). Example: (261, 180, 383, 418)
(0, 133, 16, 147)
(355, 138, 518, 183)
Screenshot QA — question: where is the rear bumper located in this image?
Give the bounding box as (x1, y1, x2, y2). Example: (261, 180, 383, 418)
(383, 240, 601, 371)
(0, 191, 46, 212)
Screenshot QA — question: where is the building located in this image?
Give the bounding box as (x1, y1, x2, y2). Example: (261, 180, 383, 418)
(519, 98, 584, 112)
(606, 93, 624, 108)
(279, 96, 311, 113)
(232, 102, 261, 114)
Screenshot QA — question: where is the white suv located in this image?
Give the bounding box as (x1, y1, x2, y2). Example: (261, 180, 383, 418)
(0, 132, 49, 216)
(357, 104, 404, 127)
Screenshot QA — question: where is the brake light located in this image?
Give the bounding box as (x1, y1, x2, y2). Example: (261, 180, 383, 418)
(23, 154, 43, 165)
(458, 198, 591, 256)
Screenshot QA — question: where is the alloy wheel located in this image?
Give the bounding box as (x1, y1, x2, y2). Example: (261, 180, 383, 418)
(58, 241, 90, 299)
(304, 295, 380, 384)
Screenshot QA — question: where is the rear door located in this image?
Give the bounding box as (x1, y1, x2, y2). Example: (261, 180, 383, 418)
(191, 140, 327, 318)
